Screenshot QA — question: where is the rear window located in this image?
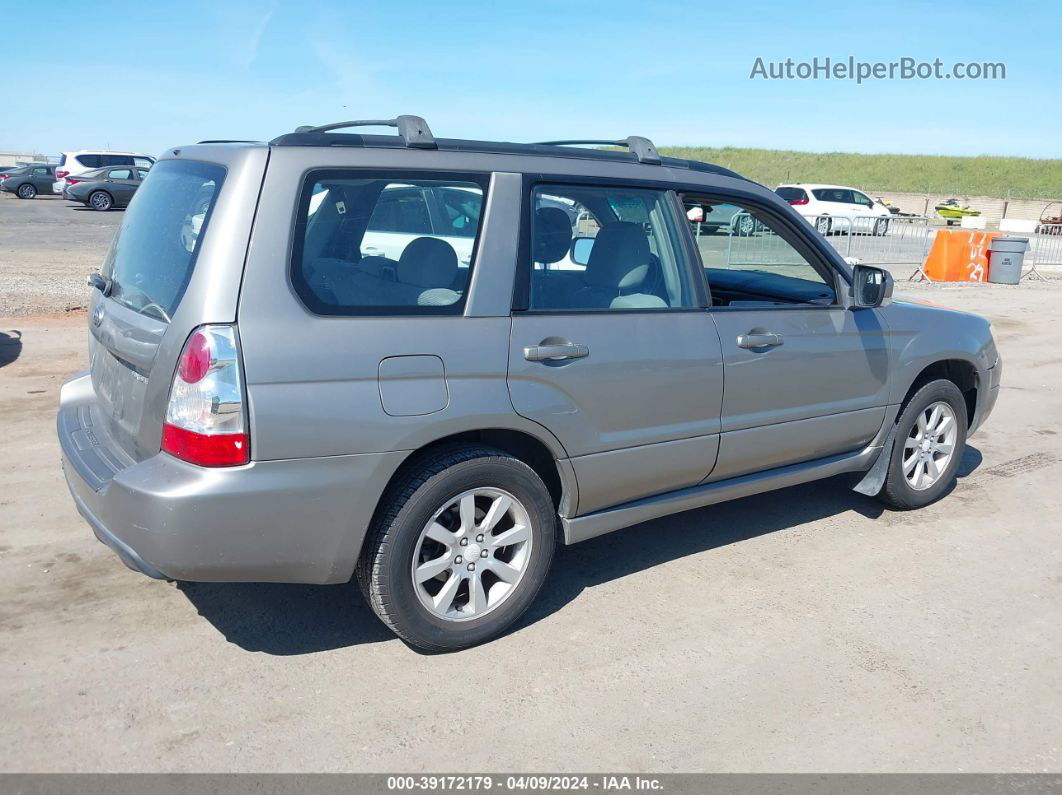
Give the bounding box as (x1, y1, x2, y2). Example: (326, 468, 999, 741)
(58, 154, 67, 166)
(291, 170, 488, 316)
(775, 187, 807, 202)
(102, 159, 225, 322)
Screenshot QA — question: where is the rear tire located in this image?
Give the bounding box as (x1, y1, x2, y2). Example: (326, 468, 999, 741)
(878, 379, 967, 510)
(357, 445, 556, 652)
(17, 183, 36, 199)
(815, 215, 832, 235)
(89, 191, 113, 211)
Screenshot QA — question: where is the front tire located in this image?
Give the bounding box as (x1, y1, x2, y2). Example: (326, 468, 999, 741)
(357, 445, 557, 652)
(879, 379, 967, 510)
(874, 218, 889, 236)
(89, 191, 113, 211)
(815, 215, 832, 235)
(17, 183, 37, 199)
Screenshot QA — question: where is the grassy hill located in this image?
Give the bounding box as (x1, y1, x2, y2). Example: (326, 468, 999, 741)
(659, 147, 1062, 198)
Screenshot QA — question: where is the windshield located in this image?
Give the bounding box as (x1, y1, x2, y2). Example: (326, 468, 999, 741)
(102, 159, 225, 321)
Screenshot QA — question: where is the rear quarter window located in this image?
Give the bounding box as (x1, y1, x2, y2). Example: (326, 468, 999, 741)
(292, 170, 489, 316)
(102, 160, 225, 322)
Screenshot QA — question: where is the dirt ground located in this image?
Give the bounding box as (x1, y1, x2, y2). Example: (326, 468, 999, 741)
(1, 195, 1060, 772)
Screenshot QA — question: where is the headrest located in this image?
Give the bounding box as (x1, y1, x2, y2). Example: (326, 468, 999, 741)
(398, 237, 458, 288)
(534, 207, 573, 264)
(584, 222, 651, 288)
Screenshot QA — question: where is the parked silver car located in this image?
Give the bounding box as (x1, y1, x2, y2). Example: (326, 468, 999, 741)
(58, 117, 1001, 651)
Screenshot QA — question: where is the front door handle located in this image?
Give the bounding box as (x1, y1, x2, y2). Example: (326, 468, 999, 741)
(736, 332, 784, 349)
(523, 341, 589, 362)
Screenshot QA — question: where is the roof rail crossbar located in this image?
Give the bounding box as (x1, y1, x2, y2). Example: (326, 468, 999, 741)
(532, 136, 661, 165)
(291, 115, 437, 149)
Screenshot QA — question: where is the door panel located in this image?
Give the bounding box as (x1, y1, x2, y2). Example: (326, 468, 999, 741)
(508, 312, 724, 510)
(709, 307, 890, 479)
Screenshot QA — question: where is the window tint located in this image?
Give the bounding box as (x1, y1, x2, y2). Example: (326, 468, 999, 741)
(76, 155, 101, 168)
(99, 154, 133, 167)
(812, 188, 852, 203)
(133, 157, 154, 169)
(365, 187, 432, 234)
(102, 160, 225, 322)
(434, 187, 483, 238)
(292, 172, 488, 315)
(527, 184, 695, 311)
(109, 168, 133, 180)
(683, 197, 835, 306)
(775, 187, 807, 202)
(58, 154, 68, 167)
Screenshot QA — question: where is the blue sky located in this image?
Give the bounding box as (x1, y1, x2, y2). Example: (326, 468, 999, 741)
(3, 0, 1059, 159)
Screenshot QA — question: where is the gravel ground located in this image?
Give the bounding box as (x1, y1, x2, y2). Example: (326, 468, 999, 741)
(0, 194, 121, 316)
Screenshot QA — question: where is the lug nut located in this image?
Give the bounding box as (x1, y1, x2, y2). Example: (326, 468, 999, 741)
(480, 549, 488, 558)
(476, 534, 484, 542)
(467, 563, 476, 572)
(460, 538, 468, 546)
(455, 555, 463, 564)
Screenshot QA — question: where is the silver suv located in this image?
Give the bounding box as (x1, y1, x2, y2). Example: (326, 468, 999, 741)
(58, 116, 1001, 651)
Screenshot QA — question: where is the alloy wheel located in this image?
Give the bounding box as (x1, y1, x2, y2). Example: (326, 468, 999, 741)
(411, 488, 533, 622)
(902, 401, 958, 490)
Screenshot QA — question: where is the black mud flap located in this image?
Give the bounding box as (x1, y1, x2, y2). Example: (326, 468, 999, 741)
(852, 424, 898, 497)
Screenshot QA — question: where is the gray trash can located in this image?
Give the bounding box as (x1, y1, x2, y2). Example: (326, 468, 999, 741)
(988, 236, 1029, 284)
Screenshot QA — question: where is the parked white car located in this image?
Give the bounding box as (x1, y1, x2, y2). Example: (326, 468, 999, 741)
(53, 150, 155, 194)
(775, 183, 892, 236)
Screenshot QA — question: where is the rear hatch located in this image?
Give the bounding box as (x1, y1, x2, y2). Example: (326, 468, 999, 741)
(86, 148, 267, 462)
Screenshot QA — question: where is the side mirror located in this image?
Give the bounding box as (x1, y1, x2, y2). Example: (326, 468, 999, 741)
(570, 236, 595, 266)
(850, 264, 893, 308)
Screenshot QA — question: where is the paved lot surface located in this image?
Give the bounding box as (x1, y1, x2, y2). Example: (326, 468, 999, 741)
(1, 198, 1060, 773)
(0, 194, 121, 316)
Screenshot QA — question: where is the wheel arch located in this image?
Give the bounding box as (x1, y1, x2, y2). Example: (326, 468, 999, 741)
(897, 358, 979, 425)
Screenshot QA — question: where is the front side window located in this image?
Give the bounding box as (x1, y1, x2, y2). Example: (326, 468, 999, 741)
(133, 157, 154, 169)
(102, 159, 225, 321)
(683, 197, 836, 306)
(852, 191, 874, 207)
(292, 171, 488, 315)
(527, 184, 695, 311)
(32, 167, 49, 176)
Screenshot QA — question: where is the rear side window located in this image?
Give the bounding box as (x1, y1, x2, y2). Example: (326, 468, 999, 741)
(292, 170, 489, 315)
(525, 184, 696, 311)
(775, 187, 807, 202)
(812, 188, 852, 203)
(76, 154, 102, 168)
(102, 160, 225, 322)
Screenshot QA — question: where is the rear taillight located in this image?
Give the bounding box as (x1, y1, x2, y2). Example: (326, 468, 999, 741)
(789, 198, 809, 206)
(66, 178, 80, 185)
(162, 325, 249, 467)
(56, 169, 68, 179)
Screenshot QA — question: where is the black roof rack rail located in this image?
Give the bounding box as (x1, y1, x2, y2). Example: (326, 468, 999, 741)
(290, 115, 436, 149)
(532, 136, 661, 165)
(197, 139, 259, 144)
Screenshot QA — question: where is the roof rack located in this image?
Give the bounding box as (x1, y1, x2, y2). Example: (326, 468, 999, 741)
(290, 115, 436, 149)
(532, 136, 661, 165)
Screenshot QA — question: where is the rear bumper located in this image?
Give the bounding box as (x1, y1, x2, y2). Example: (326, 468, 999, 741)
(58, 372, 407, 584)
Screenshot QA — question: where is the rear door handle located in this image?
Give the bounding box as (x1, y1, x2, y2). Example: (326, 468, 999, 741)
(523, 342, 589, 362)
(736, 332, 784, 349)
